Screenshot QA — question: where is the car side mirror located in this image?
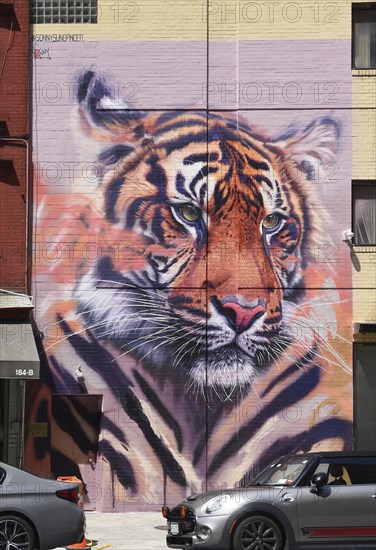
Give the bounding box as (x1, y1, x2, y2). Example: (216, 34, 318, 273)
(309, 472, 328, 494)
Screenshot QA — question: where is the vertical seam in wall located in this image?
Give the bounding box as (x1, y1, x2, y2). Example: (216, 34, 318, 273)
(205, 0, 210, 492)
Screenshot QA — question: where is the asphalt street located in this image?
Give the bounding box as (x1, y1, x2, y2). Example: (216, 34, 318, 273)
(55, 512, 168, 550)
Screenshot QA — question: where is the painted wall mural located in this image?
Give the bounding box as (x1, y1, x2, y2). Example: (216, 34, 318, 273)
(27, 37, 353, 511)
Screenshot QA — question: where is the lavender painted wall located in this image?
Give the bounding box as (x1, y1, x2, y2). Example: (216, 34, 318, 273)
(27, 38, 353, 511)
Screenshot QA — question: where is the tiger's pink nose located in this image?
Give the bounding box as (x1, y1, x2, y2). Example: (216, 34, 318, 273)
(222, 302, 266, 332)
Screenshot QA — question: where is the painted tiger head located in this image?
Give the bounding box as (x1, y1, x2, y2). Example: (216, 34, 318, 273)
(73, 71, 340, 398)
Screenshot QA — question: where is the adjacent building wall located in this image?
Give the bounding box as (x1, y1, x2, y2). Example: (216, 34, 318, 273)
(352, 0, 376, 335)
(0, 0, 29, 292)
(0, 0, 30, 467)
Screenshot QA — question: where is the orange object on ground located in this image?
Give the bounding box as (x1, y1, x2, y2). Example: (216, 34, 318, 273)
(65, 539, 90, 549)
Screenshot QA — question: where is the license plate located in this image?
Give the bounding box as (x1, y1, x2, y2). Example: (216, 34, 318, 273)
(170, 522, 180, 535)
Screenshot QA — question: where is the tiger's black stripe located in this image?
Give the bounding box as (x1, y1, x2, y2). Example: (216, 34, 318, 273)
(207, 363, 321, 477)
(133, 370, 184, 452)
(58, 318, 187, 487)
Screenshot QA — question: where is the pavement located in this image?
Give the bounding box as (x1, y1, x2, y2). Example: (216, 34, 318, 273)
(56, 512, 169, 550)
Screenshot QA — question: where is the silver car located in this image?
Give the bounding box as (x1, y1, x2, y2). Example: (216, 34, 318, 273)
(163, 452, 376, 550)
(0, 462, 85, 550)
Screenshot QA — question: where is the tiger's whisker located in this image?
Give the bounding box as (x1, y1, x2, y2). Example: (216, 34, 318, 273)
(113, 325, 200, 363)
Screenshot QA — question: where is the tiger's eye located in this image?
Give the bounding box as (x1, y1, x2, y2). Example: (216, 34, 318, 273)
(262, 213, 281, 230)
(180, 204, 202, 223)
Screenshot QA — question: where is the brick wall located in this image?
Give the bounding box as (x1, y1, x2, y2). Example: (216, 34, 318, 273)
(0, 0, 29, 291)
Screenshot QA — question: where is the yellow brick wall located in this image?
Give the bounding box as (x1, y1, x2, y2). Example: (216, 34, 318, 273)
(353, 248, 376, 324)
(32, 0, 206, 40)
(31, 0, 359, 41)
(352, 108, 376, 179)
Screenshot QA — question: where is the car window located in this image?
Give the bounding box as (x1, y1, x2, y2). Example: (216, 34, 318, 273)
(0, 467, 5, 485)
(313, 457, 376, 485)
(345, 461, 376, 484)
(250, 456, 314, 486)
(313, 462, 351, 485)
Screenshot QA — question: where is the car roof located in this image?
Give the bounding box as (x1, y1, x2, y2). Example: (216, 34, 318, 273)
(285, 451, 376, 459)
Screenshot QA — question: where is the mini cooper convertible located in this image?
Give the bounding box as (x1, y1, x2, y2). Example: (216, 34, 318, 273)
(162, 451, 376, 550)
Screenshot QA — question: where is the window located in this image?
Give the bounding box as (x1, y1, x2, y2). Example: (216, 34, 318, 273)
(249, 456, 314, 486)
(313, 457, 376, 485)
(352, 181, 376, 245)
(31, 0, 98, 24)
(352, 4, 376, 69)
(354, 344, 376, 451)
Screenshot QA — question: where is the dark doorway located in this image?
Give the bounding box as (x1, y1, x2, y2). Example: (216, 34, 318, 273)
(51, 394, 102, 510)
(0, 380, 7, 462)
(354, 344, 376, 451)
(0, 379, 24, 467)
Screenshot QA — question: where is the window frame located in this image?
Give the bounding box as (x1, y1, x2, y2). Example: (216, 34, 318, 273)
(352, 180, 376, 246)
(352, 2, 376, 69)
(30, 0, 98, 25)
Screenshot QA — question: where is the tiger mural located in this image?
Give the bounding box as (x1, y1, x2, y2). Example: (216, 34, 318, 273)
(26, 70, 352, 511)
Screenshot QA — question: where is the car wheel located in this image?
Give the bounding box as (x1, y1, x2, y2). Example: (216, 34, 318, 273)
(0, 515, 35, 550)
(233, 515, 283, 550)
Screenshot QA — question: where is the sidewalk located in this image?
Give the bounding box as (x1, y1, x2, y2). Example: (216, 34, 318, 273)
(58, 512, 169, 550)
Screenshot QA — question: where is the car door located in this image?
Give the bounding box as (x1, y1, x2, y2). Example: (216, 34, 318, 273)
(296, 457, 376, 546)
(272, 486, 300, 541)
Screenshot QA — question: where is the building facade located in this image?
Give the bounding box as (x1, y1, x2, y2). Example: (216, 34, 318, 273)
(351, 1, 376, 453)
(0, 0, 40, 468)
(25, 0, 375, 511)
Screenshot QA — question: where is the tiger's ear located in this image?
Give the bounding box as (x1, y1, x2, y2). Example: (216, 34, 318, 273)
(268, 118, 340, 179)
(75, 70, 149, 145)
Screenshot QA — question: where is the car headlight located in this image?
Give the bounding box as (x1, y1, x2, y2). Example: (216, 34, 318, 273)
(206, 493, 232, 513)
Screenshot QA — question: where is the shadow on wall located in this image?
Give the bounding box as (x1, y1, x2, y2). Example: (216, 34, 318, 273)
(0, 3, 21, 31)
(350, 248, 361, 272)
(0, 159, 20, 186)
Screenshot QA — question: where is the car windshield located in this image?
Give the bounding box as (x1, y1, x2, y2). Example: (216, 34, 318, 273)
(248, 456, 314, 486)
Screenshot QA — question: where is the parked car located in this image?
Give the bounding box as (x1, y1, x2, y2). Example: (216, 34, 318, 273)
(162, 451, 376, 550)
(0, 462, 85, 550)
